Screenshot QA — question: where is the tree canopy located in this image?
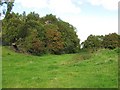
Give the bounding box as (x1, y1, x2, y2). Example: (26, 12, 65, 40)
(81, 33, 119, 51)
(2, 12, 80, 55)
(2, 2, 119, 55)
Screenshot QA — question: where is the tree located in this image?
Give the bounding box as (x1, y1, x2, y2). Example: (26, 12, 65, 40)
(2, 12, 24, 45)
(23, 29, 45, 55)
(26, 12, 40, 21)
(2, 12, 81, 55)
(40, 14, 80, 54)
(5, 1, 14, 19)
(103, 33, 119, 49)
(57, 20, 80, 53)
(44, 24, 64, 54)
(40, 14, 58, 24)
(81, 35, 103, 52)
(0, 0, 14, 19)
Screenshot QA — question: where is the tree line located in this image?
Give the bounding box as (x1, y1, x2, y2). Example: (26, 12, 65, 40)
(1, 0, 119, 56)
(81, 33, 120, 52)
(2, 12, 80, 55)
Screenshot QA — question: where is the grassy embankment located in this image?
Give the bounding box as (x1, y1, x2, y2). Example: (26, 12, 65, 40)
(2, 46, 118, 88)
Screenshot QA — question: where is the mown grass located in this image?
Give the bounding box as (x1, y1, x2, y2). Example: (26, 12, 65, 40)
(2, 46, 118, 88)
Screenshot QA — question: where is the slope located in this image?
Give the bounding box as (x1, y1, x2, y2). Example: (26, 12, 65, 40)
(2, 46, 118, 88)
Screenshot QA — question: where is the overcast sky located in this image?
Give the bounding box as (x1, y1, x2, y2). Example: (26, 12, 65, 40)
(11, 0, 119, 43)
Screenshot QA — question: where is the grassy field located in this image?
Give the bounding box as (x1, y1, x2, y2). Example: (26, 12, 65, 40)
(2, 46, 118, 88)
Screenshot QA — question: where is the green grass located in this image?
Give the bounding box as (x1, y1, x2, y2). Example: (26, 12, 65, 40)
(2, 46, 118, 88)
(0, 46, 2, 89)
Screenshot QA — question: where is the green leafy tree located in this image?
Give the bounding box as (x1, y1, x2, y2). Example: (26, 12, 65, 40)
(44, 24, 64, 54)
(103, 33, 119, 49)
(40, 14, 58, 24)
(5, 1, 14, 19)
(82, 35, 103, 52)
(57, 20, 80, 53)
(0, 0, 14, 19)
(2, 12, 24, 45)
(41, 14, 80, 54)
(23, 29, 45, 55)
(2, 12, 80, 55)
(26, 12, 40, 21)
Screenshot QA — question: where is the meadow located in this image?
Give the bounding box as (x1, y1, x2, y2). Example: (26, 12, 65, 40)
(2, 46, 118, 88)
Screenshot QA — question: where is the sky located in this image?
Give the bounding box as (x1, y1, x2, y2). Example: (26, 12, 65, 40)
(4, 0, 120, 43)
